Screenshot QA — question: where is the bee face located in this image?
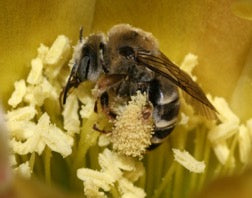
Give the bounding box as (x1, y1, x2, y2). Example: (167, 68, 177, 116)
(62, 34, 106, 104)
(77, 33, 105, 82)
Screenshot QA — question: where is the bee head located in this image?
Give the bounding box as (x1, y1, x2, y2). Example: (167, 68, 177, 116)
(62, 34, 106, 105)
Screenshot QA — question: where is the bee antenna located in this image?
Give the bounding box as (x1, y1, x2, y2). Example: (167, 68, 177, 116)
(79, 26, 84, 42)
(63, 83, 69, 105)
(62, 63, 79, 105)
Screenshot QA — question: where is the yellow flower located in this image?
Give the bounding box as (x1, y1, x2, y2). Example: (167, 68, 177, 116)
(1, 0, 252, 198)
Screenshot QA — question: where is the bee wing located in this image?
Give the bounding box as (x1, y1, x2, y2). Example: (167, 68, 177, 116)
(137, 49, 218, 120)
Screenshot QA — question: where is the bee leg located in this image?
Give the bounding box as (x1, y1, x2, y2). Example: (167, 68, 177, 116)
(93, 74, 126, 98)
(93, 124, 111, 134)
(142, 103, 153, 120)
(94, 100, 98, 113)
(92, 92, 115, 134)
(99, 91, 117, 120)
(93, 74, 125, 118)
(137, 82, 150, 99)
(79, 26, 83, 42)
(147, 78, 180, 150)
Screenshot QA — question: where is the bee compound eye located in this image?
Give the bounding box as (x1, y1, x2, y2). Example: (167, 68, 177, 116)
(78, 56, 91, 81)
(119, 46, 135, 58)
(99, 42, 105, 50)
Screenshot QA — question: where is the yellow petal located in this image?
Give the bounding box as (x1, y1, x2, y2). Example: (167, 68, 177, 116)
(232, 0, 252, 20)
(231, 44, 252, 121)
(0, 0, 96, 105)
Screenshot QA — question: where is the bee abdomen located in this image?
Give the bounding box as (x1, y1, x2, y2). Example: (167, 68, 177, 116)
(148, 79, 180, 150)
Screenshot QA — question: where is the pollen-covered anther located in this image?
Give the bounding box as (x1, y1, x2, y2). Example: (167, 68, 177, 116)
(44, 35, 71, 79)
(207, 96, 240, 144)
(180, 53, 198, 81)
(62, 94, 80, 136)
(8, 79, 26, 108)
(212, 141, 235, 166)
(14, 161, 32, 178)
(118, 178, 146, 198)
(238, 125, 251, 164)
(172, 148, 206, 173)
(24, 78, 58, 106)
(77, 149, 145, 197)
(27, 58, 43, 85)
(111, 91, 154, 158)
(79, 96, 95, 119)
(7, 106, 37, 122)
(37, 44, 49, 62)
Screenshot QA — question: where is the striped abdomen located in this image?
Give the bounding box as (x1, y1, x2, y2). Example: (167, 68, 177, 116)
(148, 77, 180, 150)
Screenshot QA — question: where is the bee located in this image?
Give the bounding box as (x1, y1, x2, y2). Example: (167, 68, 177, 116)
(62, 24, 218, 150)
